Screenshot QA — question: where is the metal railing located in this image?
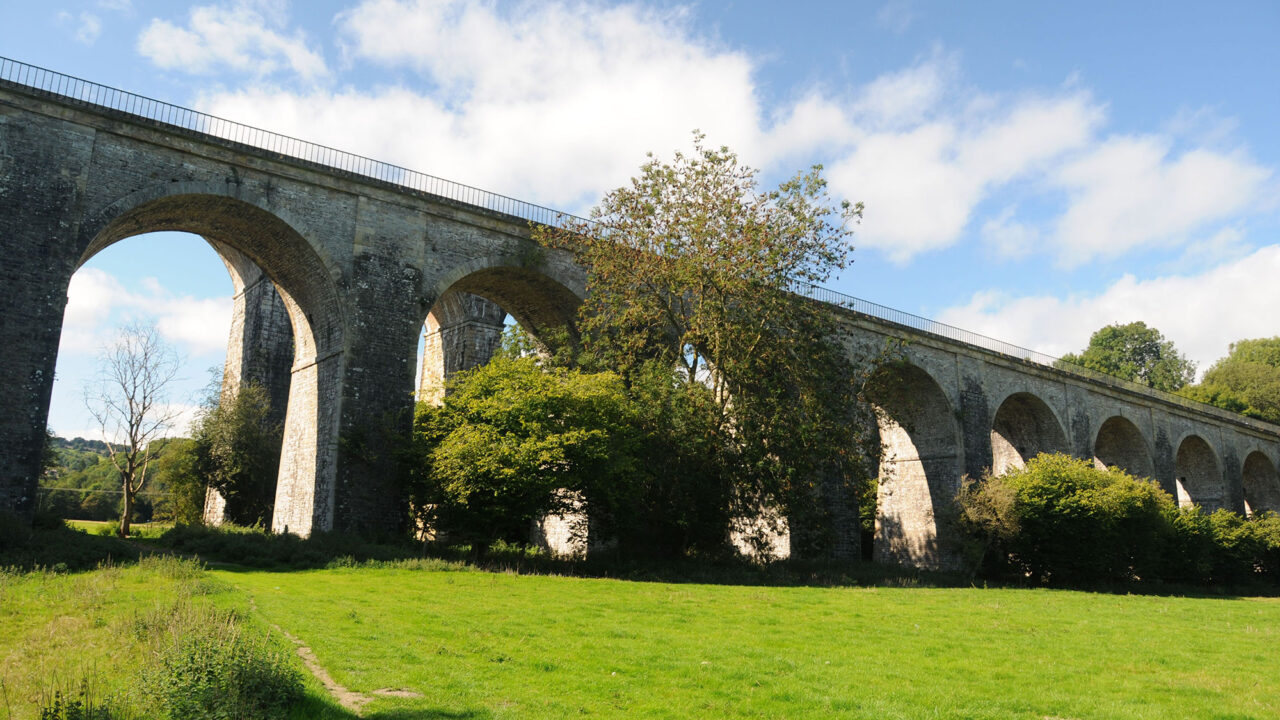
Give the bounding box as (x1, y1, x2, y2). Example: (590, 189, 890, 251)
(791, 278, 1280, 431)
(0, 56, 573, 229)
(2, 55, 1274, 432)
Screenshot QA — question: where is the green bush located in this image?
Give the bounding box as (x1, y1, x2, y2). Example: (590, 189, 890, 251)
(958, 454, 1176, 585)
(958, 453, 1280, 588)
(140, 602, 302, 720)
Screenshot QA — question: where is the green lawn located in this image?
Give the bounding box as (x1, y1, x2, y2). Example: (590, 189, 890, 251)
(216, 566, 1280, 719)
(0, 560, 347, 720)
(3, 559, 1278, 719)
(64, 520, 172, 539)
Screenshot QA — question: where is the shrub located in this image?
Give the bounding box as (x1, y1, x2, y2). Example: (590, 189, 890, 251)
(958, 454, 1176, 585)
(140, 602, 302, 720)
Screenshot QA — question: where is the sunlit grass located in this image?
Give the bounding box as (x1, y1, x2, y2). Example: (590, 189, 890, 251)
(64, 520, 172, 539)
(0, 558, 345, 720)
(218, 566, 1280, 719)
(4, 549, 1278, 719)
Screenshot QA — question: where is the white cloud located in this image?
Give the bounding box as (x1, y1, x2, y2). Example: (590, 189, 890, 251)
(61, 268, 231, 358)
(982, 206, 1039, 259)
(58, 11, 103, 45)
(198, 0, 763, 209)
(876, 0, 917, 35)
(156, 298, 233, 355)
(937, 244, 1280, 373)
(138, 0, 1272, 271)
(826, 90, 1103, 263)
(1049, 137, 1272, 266)
(137, 1, 327, 81)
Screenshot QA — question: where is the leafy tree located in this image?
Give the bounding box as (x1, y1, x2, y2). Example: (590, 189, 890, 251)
(534, 133, 872, 557)
(148, 437, 205, 525)
(1058, 321, 1195, 392)
(192, 382, 282, 527)
(411, 356, 641, 553)
(83, 321, 182, 537)
(1179, 337, 1280, 423)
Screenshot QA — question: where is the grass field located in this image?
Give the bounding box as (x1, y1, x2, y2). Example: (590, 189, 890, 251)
(64, 520, 172, 539)
(220, 565, 1280, 719)
(3, 559, 1280, 719)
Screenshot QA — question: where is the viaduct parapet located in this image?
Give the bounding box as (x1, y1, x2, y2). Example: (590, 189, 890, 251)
(2, 61, 1278, 568)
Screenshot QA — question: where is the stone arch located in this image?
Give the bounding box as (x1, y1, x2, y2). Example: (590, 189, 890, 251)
(1242, 451, 1280, 516)
(428, 256, 585, 341)
(1174, 435, 1224, 511)
(1093, 416, 1154, 479)
(78, 184, 347, 536)
(989, 391, 1069, 476)
(864, 361, 964, 570)
(416, 259, 585, 398)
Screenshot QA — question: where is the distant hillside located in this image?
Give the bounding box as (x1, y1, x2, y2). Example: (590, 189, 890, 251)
(41, 432, 194, 522)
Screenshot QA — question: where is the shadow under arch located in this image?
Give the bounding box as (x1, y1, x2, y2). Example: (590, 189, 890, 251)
(79, 184, 347, 536)
(1242, 450, 1280, 516)
(1093, 416, 1154, 479)
(863, 360, 964, 570)
(1175, 434, 1224, 512)
(989, 391, 1069, 476)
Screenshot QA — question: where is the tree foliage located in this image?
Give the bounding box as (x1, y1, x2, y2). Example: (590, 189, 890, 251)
(191, 382, 282, 527)
(1179, 337, 1280, 423)
(958, 453, 1280, 587)
(533, 133, 871, 556)
(411, 356, 641, 552)
(83, 321, 182, 537)
(1058, 321, 1195, 392)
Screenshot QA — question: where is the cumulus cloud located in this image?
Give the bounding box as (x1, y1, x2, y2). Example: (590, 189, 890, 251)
(937, 244, 1280, 373)
(826, 89, 1104, 263)
(138, 0, 327, 81)
(1049, 136, 1272, 266)
(135, 0, 1274, 270)
(61, 268, 231, 357)
(194, 0, 763, 209)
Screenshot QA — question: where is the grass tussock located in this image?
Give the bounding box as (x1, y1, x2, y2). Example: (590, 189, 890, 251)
(0, 557, 311, 720)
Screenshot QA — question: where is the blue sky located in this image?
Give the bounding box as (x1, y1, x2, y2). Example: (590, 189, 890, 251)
(3, 0, 1278, 439)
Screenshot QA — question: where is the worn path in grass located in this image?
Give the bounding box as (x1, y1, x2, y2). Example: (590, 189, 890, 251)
(217, 566, 1280, 719)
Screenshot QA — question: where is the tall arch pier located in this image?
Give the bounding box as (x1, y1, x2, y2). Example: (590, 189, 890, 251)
(0, 72, 585, 537)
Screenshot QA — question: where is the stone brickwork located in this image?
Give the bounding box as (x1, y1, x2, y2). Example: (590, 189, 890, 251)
(202, 240, 295, 525)
(417, 291, 506, 403)
(3, 80, 1280, 571)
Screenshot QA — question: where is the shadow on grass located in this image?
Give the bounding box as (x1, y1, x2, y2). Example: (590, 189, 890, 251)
(6, 517, 1278, 598)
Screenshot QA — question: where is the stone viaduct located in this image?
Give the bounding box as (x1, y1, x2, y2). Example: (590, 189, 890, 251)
(2, 60, 1279, 569)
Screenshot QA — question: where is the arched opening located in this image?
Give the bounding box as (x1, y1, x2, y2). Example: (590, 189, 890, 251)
(80, 191, 345, 536)
(1093, 416, 1154, 479)
(412, 264, 584, 554)
(44, 232, 240, 528)
(863, 361, 964, 570)
(1242, 451, 1280, 516)
(990, 392, 1069, 476)
(1174, 435, 1224, 512)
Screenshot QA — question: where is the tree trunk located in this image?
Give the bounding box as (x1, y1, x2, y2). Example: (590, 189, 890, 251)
(119, 474, 133, 538)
